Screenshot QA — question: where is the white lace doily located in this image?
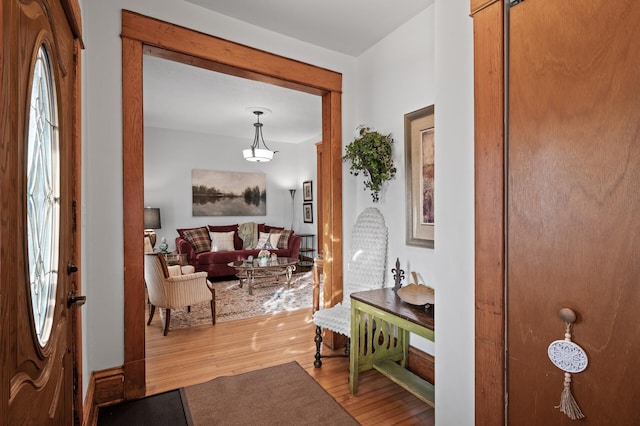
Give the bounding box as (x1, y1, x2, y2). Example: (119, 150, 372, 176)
(547, 340, 588, 373)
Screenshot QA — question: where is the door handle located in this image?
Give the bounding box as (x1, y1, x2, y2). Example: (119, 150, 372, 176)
(67, 261, 79, 275)
(67, 292, 86, 308)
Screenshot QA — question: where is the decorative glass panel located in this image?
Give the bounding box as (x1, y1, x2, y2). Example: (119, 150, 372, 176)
(26, 45, 60, 347)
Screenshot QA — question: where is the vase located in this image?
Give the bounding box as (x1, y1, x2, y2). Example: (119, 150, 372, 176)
(159, 237, 168, 253)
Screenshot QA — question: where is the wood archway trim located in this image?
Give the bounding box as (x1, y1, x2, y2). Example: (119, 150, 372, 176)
(470, 0, 506, 424)
(121, 10, 343, 399)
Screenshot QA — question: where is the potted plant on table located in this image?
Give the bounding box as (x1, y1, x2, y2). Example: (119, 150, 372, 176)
(343, 126, 397, 202)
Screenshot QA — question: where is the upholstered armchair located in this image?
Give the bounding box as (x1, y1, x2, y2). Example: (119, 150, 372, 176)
(312, 207, 388, 367)
(144, 253, 215, 336)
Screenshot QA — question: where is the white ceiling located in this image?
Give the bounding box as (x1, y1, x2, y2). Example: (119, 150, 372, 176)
(143, 55, 323, 144)
(186, 0, 434, 56)
(143, 0, 434, 144)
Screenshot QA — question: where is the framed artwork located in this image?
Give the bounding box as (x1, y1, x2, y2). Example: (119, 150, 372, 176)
(191, 169, 266, 216)
(303, 180, 313, 201)
(303, 203, 314, 223)
(404, 105, 435, 248)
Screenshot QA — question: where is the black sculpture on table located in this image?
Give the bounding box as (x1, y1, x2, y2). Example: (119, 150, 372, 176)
(392, 257, 405, 292)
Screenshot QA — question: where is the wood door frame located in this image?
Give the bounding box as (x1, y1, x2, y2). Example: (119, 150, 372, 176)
(470, 0, 506, 424)
(121, 10, 343, 398)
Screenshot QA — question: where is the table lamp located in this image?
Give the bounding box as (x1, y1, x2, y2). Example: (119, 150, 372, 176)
(144, 207, 161, 250)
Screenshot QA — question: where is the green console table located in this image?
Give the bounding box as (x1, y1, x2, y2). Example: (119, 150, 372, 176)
(349, 288, 435, 406)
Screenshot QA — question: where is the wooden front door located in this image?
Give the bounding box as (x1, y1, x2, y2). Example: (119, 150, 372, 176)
(507, 0, 640, 423)
(1, 0, 83, 424)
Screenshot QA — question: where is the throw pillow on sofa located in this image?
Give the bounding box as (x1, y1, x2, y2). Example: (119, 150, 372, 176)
(274, 229, 292, 249)
(208, 224, 242, 250)
(210, 231, 235, 252)
(181, 227, 211, 253)
(255, 231, 280, 250)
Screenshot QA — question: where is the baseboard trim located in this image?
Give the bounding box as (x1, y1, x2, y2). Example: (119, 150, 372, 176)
(83, 365, 125, 426)
(82, 373, 97, 426)
(408, 346, 435, 384)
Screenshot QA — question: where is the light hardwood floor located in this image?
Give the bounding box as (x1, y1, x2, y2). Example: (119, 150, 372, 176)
(146, 306, 435, 425)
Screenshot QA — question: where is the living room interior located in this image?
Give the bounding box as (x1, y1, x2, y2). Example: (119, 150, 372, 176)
(142, 55, 323, 254)
(141, 54, 325, 338)
(142, 62, 320, 260)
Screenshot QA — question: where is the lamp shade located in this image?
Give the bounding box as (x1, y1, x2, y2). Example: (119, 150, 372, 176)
(144, 207, 161, 230)
(243, 148, 274, 162)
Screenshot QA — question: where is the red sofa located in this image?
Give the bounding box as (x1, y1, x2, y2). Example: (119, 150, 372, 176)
(175, 224, 301, 279)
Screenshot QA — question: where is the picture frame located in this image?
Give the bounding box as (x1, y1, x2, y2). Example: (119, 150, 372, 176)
(404, 105, 435, 248)
(303, 203, 314, 223)
(191, 169, 266, 216)
(303, 180, 313, 201)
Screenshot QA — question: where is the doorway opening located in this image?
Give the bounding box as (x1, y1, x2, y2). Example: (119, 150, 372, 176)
(122, 10, 343, 398)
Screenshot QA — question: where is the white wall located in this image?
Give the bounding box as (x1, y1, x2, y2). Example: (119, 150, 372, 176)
(81, 0, 475, 424)
(143, 126, 316, 252)
(294, 137, 320, 239)
(353, 3, 475, 425)
(354, 7, 436, 355)
(433, 1, 475, 424)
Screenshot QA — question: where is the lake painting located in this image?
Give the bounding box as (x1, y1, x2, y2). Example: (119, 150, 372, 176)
(192, 169, 266, 216)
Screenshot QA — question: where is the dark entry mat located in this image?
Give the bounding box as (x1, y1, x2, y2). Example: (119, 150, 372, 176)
(97, 389, 192, 426)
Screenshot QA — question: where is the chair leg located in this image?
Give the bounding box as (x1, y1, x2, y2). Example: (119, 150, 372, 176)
(345, 337, 350, 357)
(147, 304, 156, 325)
(163, 308, 171, 336)
(188, 306, 191, 313)
(314, 325, 323, 368)
(207, 284, 216, 325)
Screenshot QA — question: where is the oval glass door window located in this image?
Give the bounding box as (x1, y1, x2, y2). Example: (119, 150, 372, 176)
(26, 44, 60, 347)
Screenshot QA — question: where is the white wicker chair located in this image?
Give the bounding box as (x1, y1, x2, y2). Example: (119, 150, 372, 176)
(144, 253, 215, 335)
(312, 207, 388, 367)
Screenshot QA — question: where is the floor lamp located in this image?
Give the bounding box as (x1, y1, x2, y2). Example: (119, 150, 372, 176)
(289, 189, 296, 231)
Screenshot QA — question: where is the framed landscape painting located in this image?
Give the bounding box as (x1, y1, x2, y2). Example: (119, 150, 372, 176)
(404, 105, 435, 248)
(191, 169, 266, 216)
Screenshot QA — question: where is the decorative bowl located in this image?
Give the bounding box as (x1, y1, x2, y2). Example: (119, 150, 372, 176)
(397, 283, 435, 306)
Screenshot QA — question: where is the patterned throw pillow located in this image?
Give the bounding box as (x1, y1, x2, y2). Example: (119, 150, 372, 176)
(182, 227, 211, 253)
(255, 231, 277, 249)
(275, 230, 292, 249)
(210, 231, 235, 252)
(268, 232, 281, 249)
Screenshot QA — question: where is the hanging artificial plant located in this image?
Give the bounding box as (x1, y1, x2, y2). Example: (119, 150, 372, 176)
(343, 126, 397, 202)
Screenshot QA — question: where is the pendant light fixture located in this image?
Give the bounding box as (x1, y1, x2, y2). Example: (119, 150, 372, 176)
(243, 110, 276, 162)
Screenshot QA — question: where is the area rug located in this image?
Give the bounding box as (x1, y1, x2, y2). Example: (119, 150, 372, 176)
(182, 361, 359, 426)
(160, 271, 313, 329)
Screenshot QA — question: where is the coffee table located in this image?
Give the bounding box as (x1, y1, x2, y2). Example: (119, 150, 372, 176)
(228, 257, 298, 295)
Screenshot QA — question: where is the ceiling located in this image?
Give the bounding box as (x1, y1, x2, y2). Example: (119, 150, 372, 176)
(143, 55, 323, 145)
(186, 0, 434, 56)
(143, 0, 434, 145)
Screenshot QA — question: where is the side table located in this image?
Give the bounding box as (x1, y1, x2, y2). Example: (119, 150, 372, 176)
(297, 233, 315, 267)
(349, 288, 435, 406)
